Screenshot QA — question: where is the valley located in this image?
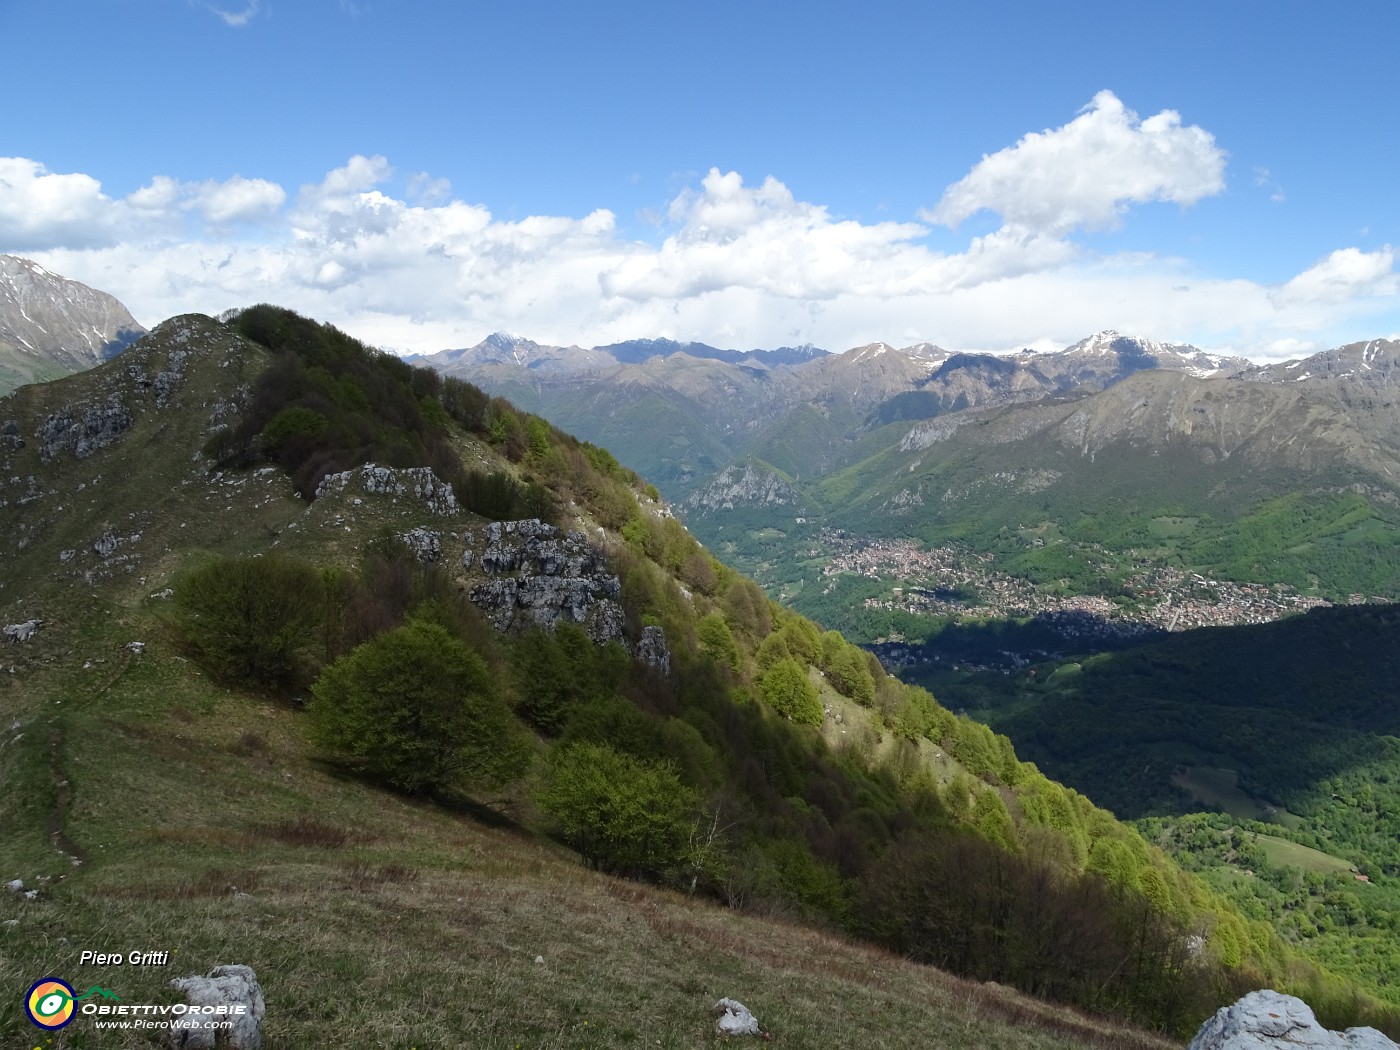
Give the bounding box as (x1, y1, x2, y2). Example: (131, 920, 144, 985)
(721, 527, 1347, 659)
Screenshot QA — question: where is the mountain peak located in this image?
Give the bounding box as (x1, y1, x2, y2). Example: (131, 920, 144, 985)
(0, 254, 146, 393)
(845, 341, 895, 363)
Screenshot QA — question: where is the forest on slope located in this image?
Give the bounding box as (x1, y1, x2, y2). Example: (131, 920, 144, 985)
(897, 604, 1400, 1008)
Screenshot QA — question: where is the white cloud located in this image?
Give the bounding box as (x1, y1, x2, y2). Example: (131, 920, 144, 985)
(406, 172, 452, 206)
(208, 1, 260, 27)
(0, 157, 122, 250)
(929, 90, 1226, 235)
(4, 120, 1395, 363)
(127, 176, 183, 213)
(195, 176, 286, 225)
(1254, 166, 1286, 204)
(1275, 247, 1397, 305)
(0, 160, 287, 251)
(305, 155, 393, 200)
(602, 168, 931, 301)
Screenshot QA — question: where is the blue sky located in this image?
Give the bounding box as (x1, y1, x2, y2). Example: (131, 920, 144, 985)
(2, 0, 1397, 358)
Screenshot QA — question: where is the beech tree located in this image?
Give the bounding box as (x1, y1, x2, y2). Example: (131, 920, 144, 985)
(175, 554, 324, 691)
(537, 741, 703, 882)
(309, 620, 530, 796)
(758, 658, 823, 726)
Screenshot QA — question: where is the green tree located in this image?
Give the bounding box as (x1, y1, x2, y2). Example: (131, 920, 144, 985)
(537, 741, 704, 882)
(824, 640, 876, 705)
(258, 405, 328, 456)
(525, 415, 553, 459)
(755, 630, 792, 673)
(697, 612, 741, 672)
(308, 620, 530, 796)
(972, 788, 1018, 851)
(758, 658, 823, 726)
(175, 554, 325, 690)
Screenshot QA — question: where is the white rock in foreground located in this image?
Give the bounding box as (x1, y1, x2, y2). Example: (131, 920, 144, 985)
(1188, 990, 1397, 1050)
(167, 964, 264, 1049)
(712, 996, 760, 1036)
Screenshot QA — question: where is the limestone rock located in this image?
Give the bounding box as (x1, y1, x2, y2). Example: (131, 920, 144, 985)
(583, 599, 626, 644)
(167, 964, 265, 1049)
(1187, 990, 1397, 1050)
(3, 619, 41, 643)
(685, 464, 800, 513)
(636, 625, 671, 674)
(712, 997, 761, 1037)
(400, 527, 442, 563)
(314, 463, 459, 515)
(94, 528, 119, 558)
(468, 519, 623, 640)
(38, 395, 133, 461)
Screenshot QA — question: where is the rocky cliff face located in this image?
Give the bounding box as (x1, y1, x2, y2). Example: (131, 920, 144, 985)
(684, 464, 802, 514)
(466, 518, 623, 639)
(0, 255, 146, 393)
(1238, 339, 1400, 390)
(461, 518, 671, 670)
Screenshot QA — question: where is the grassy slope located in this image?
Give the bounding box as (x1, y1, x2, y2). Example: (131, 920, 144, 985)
(0, 317, 1181, 1049)
(0, 635, 1177, 1050)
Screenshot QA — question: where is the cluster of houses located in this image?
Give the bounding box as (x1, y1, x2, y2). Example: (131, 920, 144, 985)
(819, 533, 1363, 637)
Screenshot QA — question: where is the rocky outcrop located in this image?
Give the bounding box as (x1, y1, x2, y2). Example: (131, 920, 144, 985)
(128, 348, 188, 408)
(636, 625, 671, 674)
(1187, 990, 1397, 1050)
(314, 463, 459, 515)
(94, 528, 119, 558)
(167, 964, 265, 1049)
(37, 395, 134, 461)
(467, 519, 623, 642)
(684, 464, 801, 513)
(400, 527, 442, 563)
(3, 619, 41, 643)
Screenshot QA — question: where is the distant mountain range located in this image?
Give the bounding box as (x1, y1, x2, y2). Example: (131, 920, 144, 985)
(8, 261, 1396, 601)
(409, 333, 827, 374)
(0, 255, 145, 394)
(414, 328, 1259, 495)
(419, 329, 1400, 602)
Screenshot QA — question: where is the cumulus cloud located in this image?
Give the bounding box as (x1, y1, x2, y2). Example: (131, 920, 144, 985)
(305, 154, 392, 200)
(195, 176, 286, 224)
(3, 113, 1395, 362)
(0, 159, 287, 250)
(1275, 247, 1398, 305)
(929, 90, 1226, 235)
(0, 157, 122, 250)
(602, 169, 931, 301)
